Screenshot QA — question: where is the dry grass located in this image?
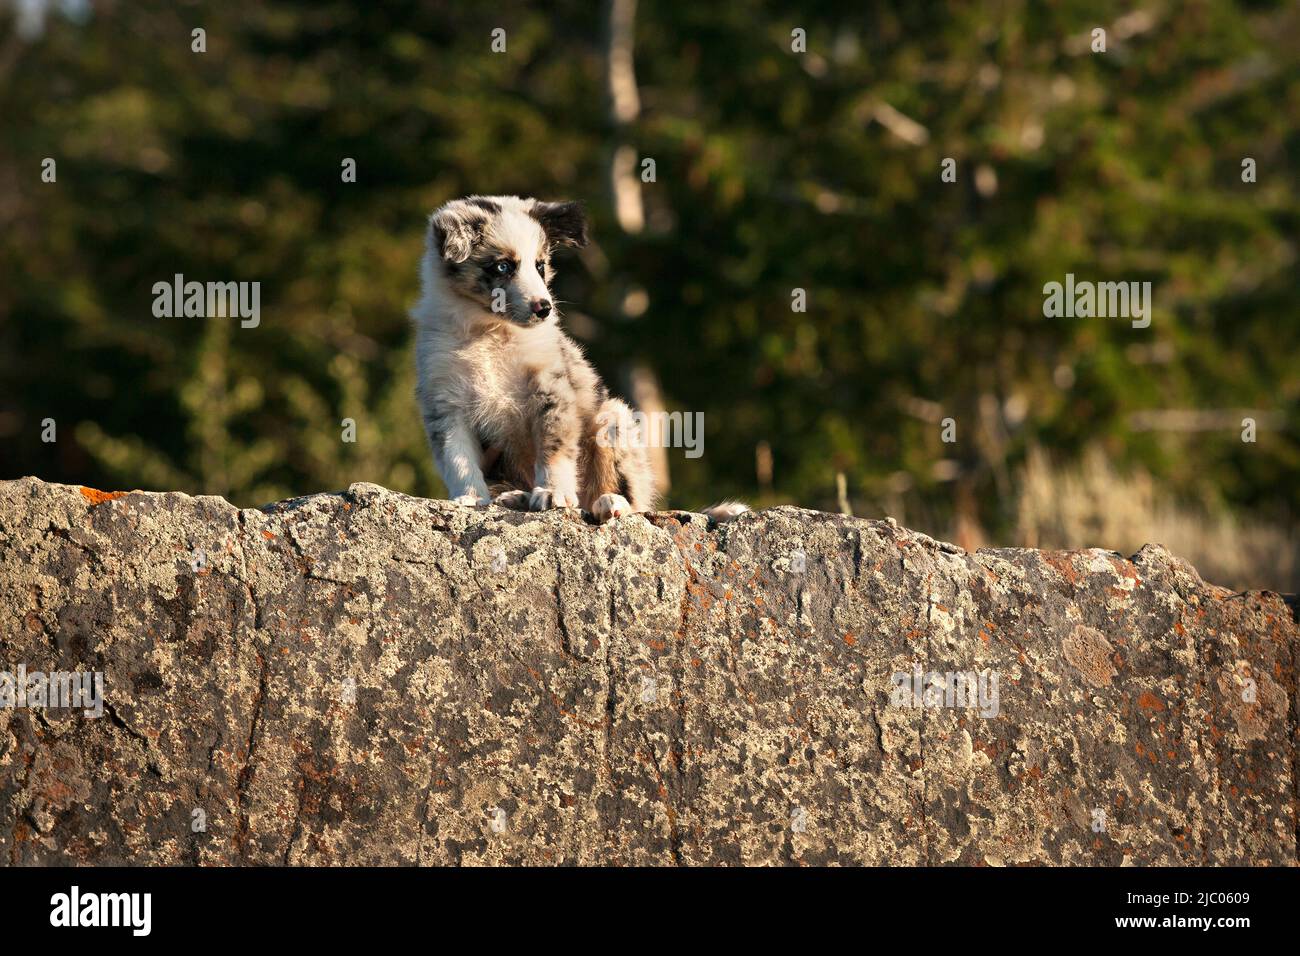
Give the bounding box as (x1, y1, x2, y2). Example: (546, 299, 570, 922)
(1009, 447, 1298, 594)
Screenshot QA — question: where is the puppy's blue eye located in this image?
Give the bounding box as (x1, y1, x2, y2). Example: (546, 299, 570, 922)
(535, 261, 545, 274)
(493, 261, 514, 275)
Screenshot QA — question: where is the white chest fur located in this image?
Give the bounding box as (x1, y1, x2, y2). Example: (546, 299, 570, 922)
(438, 324, 562, 443)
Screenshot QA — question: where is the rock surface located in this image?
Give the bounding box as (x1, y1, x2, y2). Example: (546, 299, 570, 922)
(0, 477, 1295, 865)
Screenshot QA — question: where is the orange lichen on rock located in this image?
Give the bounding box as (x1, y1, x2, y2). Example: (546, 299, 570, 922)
(1138, 691, 1166, 711)
(79, 486, 127, 506)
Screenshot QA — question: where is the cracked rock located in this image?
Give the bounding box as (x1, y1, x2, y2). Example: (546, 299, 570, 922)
(0, 478, 1295, 865)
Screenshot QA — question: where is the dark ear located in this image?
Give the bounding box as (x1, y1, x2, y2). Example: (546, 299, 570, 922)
(428, 203, 481, 263)
(530, 200, 589, 249)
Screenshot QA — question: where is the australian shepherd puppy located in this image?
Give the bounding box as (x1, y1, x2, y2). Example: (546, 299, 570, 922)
(411, 194, 746, 524)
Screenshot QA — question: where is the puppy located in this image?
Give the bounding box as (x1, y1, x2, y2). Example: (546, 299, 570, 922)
(411, 194, 747, 525)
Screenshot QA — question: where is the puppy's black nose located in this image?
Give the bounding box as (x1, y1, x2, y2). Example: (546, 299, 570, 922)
(530, 299, 552, 318)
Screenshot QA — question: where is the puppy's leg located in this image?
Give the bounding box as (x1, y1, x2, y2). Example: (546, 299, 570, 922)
(529, 378, 581, 511)
(583, 407, 627, 523)
(421, 404, 491, 506)
(584, 398, 656, 523)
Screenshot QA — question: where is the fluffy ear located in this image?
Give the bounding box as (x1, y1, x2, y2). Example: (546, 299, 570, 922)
(530, 200, 589, 249)
(428, 203, 481, 263)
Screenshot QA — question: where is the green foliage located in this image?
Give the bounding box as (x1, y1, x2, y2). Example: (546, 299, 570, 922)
(0, 0, 1296, 553)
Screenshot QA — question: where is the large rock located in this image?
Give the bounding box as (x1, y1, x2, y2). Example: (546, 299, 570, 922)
(0, 477, 1294, 865)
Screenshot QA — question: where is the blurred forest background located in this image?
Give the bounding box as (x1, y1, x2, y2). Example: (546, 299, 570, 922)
(1, 0, 1297, 591)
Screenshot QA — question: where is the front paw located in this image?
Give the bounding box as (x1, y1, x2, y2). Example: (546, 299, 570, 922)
(529, 487, 579, 511)
(492, 489, 531, 510)
(591, 493, 633, 524)
(453, 492, 490, 507)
